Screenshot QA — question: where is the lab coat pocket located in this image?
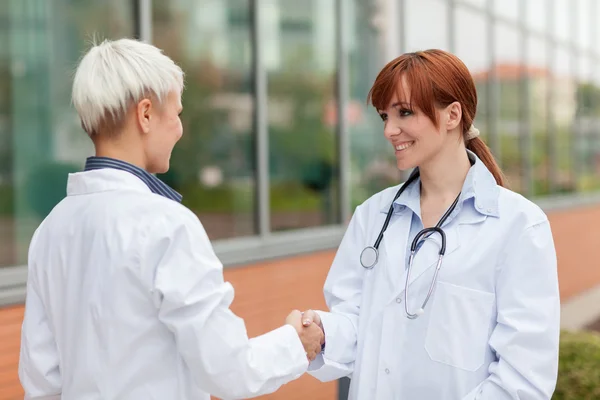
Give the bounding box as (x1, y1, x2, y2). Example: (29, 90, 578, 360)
(424, 281, 494, 372)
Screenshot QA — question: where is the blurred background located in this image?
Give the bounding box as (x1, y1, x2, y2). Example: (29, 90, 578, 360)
(1, 0, 600, 399)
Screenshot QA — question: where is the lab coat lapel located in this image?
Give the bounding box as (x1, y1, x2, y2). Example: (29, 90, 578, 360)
(380, 210, 412, 295)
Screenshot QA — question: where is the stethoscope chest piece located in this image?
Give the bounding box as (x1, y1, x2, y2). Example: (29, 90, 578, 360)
(360, 246, 378, 269)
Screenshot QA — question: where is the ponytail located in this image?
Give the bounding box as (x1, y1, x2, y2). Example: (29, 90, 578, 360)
(466, 137, 506, 187)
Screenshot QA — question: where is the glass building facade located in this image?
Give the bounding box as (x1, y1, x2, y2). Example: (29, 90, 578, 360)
(2, 0, 600, 301)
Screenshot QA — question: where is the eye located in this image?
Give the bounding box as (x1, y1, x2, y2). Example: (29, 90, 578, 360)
(399, 108, 413, 117)
(379, 113, 388, 122)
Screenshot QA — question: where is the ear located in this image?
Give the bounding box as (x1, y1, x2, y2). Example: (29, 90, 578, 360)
(444, 101, 462, 132)
(136, 98, 153, 134)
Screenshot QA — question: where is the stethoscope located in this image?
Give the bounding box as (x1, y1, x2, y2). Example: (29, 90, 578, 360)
(359, 169, 461, 319)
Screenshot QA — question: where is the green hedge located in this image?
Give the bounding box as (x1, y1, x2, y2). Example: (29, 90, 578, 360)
(179, 182, 322, 213)
(554, 330, 600, 399)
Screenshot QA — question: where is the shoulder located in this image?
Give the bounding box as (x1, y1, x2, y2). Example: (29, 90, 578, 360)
(496, 185, 549, 229)
(134, 194, 204, 232)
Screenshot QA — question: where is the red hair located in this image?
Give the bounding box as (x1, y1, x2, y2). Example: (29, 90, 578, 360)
(367, 49, 505, 187)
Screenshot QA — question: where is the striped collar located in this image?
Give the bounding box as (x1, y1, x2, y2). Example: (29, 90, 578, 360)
(84, 157, 182, 203)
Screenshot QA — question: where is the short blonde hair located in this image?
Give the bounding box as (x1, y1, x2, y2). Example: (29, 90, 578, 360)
(72, 38, 184, 136)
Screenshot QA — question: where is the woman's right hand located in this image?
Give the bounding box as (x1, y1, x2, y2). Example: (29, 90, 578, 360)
(301, 309, 322, 329)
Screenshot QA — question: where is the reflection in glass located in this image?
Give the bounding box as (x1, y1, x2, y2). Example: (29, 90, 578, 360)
(590, 64, 600, 191)
(526, 0, 547, 33)
(265, 0, 340, 231)
(0, 1, 134, 267)
(493, 0, 519, 22)
(553, 0, 570, 42)
(460, 0, 486, 8)
(348, 0, 398, 209)
(455, 6, 488, 142)
(153, 0, 256, 239)
(526, 36, 550, 196)
(577, 0, 592, 51)
(406, 0, 449, 52)
(552, 46, 576, 192)
(493, 23, 523, 193)
(574, 56, 600, 191)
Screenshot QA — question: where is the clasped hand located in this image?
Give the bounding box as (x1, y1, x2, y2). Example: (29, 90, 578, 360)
(285, 309, 324, 361)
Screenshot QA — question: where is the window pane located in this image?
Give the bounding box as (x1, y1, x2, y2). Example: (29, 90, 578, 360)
(553, 0, 570, 42)
(577, 0, 592, 51)
(574, 55, 599, 191)
(552, 46, 576, 192)
(153, 0, 256, 240)
(455, 7, 488, 141)
(461, 0, 486, 8)
(348, 0, 398, 209)
(589, 62, 600, 190)
(596, 2, 600, 56)
(526, 36, 550, 196)
(265, 0, 339, 231)
(493, 0, 519, 22)
(406, 0, 449, 52)
(494, 23, 523, 193)
(526, 0, 547, 34)
(1, 0, 134, 267)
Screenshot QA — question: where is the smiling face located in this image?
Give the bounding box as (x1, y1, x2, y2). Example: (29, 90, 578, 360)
(378, 76, 460, 171)
(368, 50, 482, 173)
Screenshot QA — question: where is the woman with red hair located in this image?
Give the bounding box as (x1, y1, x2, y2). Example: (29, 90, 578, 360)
(299, 49, 560, 399)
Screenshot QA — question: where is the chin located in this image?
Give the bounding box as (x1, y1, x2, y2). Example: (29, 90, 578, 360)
(148, 162, 170, 174)
(396, 159, 418, 172)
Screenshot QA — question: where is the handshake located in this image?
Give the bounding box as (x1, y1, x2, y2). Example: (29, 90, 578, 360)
(285, 309, 324, 361)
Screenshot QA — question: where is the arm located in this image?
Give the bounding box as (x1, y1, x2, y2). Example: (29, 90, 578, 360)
(306, 205, 366, 382)
(19, 232, 62, 399)
(463, 219, 560, 399)
(144, 211, 319, 400)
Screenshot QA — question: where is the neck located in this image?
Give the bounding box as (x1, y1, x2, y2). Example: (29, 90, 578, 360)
(419, 146, 471, 201)
(93, 134, 147, 171)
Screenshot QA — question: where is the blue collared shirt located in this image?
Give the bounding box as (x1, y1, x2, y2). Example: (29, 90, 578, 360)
(396, 151, 499, 268)
(84, 156, 182, 202)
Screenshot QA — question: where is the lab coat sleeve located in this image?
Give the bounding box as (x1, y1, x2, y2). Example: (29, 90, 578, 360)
(462, 219, 560, 400)
(308, 205, 366, 382)
(19, 234, 62, 400)
(145, 211, 308, 400)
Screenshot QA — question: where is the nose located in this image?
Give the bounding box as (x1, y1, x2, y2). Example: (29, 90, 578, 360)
(384, 123, 401, 140)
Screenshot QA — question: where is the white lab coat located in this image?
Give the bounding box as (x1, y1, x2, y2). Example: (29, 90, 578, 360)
(19, 169, 308, 400)
(308, 154, 560, 399)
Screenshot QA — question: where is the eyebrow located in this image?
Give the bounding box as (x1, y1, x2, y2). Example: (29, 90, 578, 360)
(391, 101, 411, 108)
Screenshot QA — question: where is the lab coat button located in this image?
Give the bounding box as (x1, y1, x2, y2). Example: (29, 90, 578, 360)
(396, 297, 402, 303)
(385, 368, 390, 374)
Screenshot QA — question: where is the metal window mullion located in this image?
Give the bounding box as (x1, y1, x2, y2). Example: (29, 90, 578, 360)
(138, 0, 152, 42)
(398, 0, 406, 53)
(486, 0, 500, 163)
(448, 0, 455, 53)
(336, 0, 350, 223)
(569, 1, 578, 188)
(519, 0, 532, 196)
(398, 0, 412, 182)
(252, 0, 270, 237)
(591, 0, 598, 181)
(546, 0, 557, 193)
